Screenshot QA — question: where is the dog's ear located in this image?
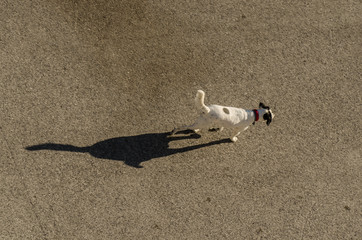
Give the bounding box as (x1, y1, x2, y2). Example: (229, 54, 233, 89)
(259, 102, 270, 110)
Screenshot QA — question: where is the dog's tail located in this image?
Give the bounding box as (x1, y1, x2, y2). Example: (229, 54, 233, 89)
(195, 90, 210, 114)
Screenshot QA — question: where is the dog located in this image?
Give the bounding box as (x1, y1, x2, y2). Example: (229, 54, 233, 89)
(171, 90, 274, 142)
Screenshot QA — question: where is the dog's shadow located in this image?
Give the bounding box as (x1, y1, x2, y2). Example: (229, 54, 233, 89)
(25, 131, 230, 168)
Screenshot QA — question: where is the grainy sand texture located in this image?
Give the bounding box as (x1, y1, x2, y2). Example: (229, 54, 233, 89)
(1, 1, 361, 239)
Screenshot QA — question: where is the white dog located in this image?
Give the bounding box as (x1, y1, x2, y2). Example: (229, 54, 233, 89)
(171, 90, 274, 142)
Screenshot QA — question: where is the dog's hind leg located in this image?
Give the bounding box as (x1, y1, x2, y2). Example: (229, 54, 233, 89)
(171, 125, 191, 135)
(171, 118, 208, 135)
(171, 124, 201, 135)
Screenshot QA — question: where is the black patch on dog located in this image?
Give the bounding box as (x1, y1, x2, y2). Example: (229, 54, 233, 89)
(260, 102, 273, 126)
(263, 112, 272, 126)
(223, 108, 230, 114)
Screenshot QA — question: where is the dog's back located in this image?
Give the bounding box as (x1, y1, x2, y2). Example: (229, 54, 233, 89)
(195, 90, 248, 126)
(208, 105, 249, 127)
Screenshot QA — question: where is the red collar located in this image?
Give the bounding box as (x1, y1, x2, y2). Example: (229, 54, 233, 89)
(253, 109, 259, 124)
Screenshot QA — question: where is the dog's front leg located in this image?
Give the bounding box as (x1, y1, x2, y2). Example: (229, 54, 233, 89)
(230, 130, 241, 142)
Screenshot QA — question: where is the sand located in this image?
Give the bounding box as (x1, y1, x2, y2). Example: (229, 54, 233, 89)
(1, 1, 361, 239)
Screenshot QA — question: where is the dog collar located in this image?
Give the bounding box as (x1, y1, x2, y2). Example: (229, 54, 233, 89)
(253, 109, 259, 124)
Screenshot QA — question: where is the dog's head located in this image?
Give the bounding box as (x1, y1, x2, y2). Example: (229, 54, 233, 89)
(259, 102, 274, 126)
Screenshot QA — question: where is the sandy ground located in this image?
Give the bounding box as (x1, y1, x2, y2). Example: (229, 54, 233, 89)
(1, 0, 361, 239)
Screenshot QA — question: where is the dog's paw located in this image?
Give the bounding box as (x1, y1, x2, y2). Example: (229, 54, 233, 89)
(231, 137, 238, 142)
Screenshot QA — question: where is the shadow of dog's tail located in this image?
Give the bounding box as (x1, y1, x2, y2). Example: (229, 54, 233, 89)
(26, 144, 90, 153)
